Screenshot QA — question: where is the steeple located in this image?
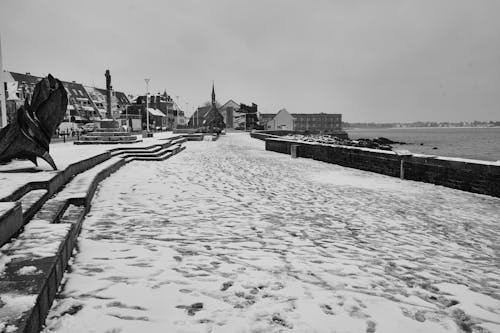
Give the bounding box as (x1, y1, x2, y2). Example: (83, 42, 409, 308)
(211, 81, 216, 107)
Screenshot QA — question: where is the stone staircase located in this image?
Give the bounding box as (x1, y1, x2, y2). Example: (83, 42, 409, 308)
(0, 136, 186, 333)
(74, 128, 142, 145)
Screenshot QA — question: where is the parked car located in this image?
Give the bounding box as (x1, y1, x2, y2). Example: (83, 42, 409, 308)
(82, 123, 97, 132)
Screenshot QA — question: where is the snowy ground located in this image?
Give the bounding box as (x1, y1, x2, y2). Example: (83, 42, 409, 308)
(42, 133, 500, 333)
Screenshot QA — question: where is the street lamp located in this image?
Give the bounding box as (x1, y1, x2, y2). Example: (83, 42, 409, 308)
(144, 78, 150, 132)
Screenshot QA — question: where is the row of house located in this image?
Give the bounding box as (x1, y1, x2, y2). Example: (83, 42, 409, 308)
(128, 92, 186, 131)
(259, 108, 343, 133)
(186, 92, 342, 134)
(2, 71, 186, 132)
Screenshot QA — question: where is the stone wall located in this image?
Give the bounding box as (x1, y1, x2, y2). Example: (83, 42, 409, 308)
(251, 130, 349, 140)
(264, 138, 500, 198)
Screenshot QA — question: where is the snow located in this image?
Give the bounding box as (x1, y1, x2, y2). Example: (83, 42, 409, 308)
(42, 133, 500, 332)
(0, 202, 17, 214)
(16, 266, 40, 275)
(0, 131, 179, 199)
(0, 294, 37, 325)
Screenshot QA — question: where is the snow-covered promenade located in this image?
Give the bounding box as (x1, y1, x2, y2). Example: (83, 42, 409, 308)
(43, 133, 500, 333)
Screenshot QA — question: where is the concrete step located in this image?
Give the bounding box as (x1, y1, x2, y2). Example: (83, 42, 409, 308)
(85, 132, 131, 136)
(79, 135, 137, 141)
(54, 156, 124, 207)
(19, 189, 49, 224)
(183, 133, 204, 141)
(73, 139, 143, 145)
(0, 202, 22, 248)
(110, 145, 163, 156)
(0, 143, 188, 332)
(0, 204, 85, 333)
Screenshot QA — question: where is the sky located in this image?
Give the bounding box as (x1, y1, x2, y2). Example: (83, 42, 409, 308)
(0, 0, 499, 122)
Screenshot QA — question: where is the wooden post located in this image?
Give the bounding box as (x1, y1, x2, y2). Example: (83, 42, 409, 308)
(291, 144, 298, 158)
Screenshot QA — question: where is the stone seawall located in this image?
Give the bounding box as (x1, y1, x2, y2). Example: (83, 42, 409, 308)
(263, 137, 500, 198)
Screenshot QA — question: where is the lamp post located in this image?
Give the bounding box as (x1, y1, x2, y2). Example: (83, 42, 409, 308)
(144, 78, 150, 132)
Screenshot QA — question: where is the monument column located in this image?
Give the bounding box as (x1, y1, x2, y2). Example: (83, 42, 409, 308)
(105, 70, 112, 119)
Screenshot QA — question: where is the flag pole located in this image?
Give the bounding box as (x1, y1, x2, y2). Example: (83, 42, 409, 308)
(0, 33, 7, 128)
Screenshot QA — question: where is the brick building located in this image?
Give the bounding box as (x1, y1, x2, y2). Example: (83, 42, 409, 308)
(293, 113, 342, 132)
(261, 111, 343, 133)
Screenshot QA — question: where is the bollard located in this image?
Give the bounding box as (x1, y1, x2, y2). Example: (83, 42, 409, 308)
(291, 144, 298, 158)
(400, 159, 404, 179)
(394, 150, 412, 180)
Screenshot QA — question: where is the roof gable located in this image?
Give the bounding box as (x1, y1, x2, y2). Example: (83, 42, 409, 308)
(220, 99, 239, 110)
(275, 108, 295, 120)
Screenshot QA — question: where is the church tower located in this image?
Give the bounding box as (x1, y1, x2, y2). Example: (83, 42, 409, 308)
(211, 81, 216, 107)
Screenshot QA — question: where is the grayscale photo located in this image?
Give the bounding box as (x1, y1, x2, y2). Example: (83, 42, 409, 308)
(0, 0, 499, 332)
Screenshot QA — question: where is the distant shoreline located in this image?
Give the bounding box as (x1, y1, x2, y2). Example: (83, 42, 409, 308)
(345, 126, 500, 130)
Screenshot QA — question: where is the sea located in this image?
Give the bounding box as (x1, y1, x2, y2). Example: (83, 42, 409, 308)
(345, 127, 500, 162)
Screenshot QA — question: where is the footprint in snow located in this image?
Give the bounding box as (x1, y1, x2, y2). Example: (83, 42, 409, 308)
(221, 281, 233, 291)
(320, 304, 335, 315)
(106, 301, 147, 311)
(176, 302, 204, 316)
(366, 320, 377, 333)
(271, 313, 293, 329)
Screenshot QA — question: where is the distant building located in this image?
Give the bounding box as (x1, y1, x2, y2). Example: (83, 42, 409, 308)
(94, 88, 131, 120)
(262, 110, 343, 133)
(171, 101, 186, 127)
(126, 95, 166, 130)
(189, 105, 210, 128)
(237, 103, 259, 130)
(84, 86, 107, 118)
(188, 83, 224, 129)
(5, 71, 134, 132)
(265, 108, 295, 130)
(8, 72, 101, 124)
(64, 80, 100, 122)
(219, 99, 239, 129)
(293, 113, 342, 132)
(258, 113, 275, 128)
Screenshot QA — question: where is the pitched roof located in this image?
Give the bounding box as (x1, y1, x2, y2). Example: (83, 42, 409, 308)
(9, 72, 42, 85)
(220, 99, 240, 110)
(147, 108, 167, 117)
(193, 106, 211, 119)
(62, 81, 91, 100)
(114, 91, 130, 105)
(95, 88, 130, 105)
(275, 108, 295, 119)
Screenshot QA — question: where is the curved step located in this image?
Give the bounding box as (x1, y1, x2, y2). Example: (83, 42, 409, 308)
(0, 143, 187, 332)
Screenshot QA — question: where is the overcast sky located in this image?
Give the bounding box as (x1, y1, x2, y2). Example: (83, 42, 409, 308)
(1, 0, 499, 122)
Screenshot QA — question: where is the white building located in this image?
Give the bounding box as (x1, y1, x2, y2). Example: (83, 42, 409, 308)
(266, 108, 295, 130)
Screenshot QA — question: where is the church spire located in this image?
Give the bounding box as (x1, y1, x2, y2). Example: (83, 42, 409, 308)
(211, 81, 216, 107)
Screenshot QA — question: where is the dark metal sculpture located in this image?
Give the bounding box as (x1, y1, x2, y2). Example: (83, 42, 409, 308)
(0, 74, 68, 170)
